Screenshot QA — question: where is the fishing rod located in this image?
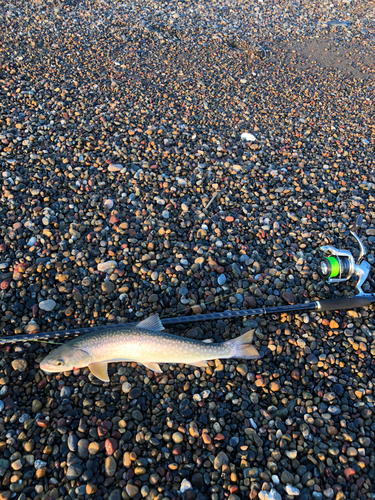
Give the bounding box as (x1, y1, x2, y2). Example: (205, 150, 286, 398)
(0, 216, 373, 344)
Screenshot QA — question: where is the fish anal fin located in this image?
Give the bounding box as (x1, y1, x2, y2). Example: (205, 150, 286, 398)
(137, 314, 164, 332)
(188, 360, 208, 368)
(143, 362, 163, 373)
(88, 362, 109, 382)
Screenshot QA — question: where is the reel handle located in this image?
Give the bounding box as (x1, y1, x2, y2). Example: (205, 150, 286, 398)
(317, 295, 372, 312)
(349, 214, 366, 263)
(350, 214, 363, 235)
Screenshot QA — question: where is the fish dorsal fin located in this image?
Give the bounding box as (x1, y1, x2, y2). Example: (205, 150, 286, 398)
(137, 314, 164, 332)
(202, 339, 214, 343)
(88, 362, 109, 382)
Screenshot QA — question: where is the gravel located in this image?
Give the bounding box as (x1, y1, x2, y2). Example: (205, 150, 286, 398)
(0, 0, 375, 499)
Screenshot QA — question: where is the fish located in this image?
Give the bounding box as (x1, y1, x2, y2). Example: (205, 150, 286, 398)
(39, 313, 260, 382)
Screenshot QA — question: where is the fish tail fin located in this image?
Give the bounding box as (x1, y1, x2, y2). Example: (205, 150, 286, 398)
(227, 329, 260, 360)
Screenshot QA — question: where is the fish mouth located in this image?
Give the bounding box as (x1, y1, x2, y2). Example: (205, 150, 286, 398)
(39, 362, 61, 373)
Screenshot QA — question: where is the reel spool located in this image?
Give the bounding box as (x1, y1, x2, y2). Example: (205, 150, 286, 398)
(318, 254, 353, 281)
(318, 215, 371, 296)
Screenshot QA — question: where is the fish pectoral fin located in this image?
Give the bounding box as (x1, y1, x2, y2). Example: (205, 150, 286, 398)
(88, 362, 109, 382)
(137, 313, 164, 332)
(188, 360, 208, 368)
(142, 362, 163, 373)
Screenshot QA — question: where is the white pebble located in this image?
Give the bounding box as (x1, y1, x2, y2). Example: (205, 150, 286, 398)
(103, 199, 114, 209)
(241, 132, 256, 141)
(271, 475, 280, 485)
(39, 299, 56, 312)
(179, 479, 192, 493)
(27, 237, 37, 246)
(285, 485, 300, 496)
(108, 164, 122, 172)
(34, 459, 47, 469)
(97, 261, 117, 273)
(122, 382, 132, 393)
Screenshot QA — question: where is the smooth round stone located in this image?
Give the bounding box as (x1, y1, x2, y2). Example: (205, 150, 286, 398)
(77, 439, 89, 458)
(11, 359, 28, 372)
(88, 442, 100, 455)
(126, 485, 139, 498)
(27, 237, 37, 246)
(332, 383, 344, 396)
(97, 261, 117, 273)
(328, 406, 341, 415)
(102, 281, 115, 294)
(132, 410, 143, 422)
(179, 287, 188, 296)
(31, 400, 43, 413)
(122, 382, 132, 393)
(60, 386, 71, 398)
(129, 388, 142, 399)
(66, 464, 83, 480)
(86, 484, 97, 495)
(38, 299, 56, 311)
(218, 274, 226, 285)
(108, 164, 122, 172)
(172, 432, 184, 444)
(75, 485, 87, 496)
(236, 364, 248, 376)
(285, 485, 300, 496)
(103, 199, 114, 209)
(229, 436, 239, 447)
(67, 434, 78, 452)
(108, 489, 121, 500)
(346, 447, 357, 457)
(104, 456, 116, 477)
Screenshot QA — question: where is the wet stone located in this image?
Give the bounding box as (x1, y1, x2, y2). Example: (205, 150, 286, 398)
(129, 388, 142, 399)
(66, 465, 83, 480)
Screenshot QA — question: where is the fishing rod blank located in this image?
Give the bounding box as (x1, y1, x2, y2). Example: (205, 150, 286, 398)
(0, 294, 373, 344)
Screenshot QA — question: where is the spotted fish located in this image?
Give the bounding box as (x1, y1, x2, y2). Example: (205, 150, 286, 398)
(40, 314, 259, 382)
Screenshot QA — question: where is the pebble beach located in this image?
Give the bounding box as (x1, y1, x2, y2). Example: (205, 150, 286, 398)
(0, 0, 375, 500)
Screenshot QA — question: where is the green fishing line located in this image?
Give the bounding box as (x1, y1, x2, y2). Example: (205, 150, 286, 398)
(327, 256, 340, 278)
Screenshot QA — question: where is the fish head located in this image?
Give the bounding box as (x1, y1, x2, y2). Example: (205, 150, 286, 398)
(40, 345, 92, 374)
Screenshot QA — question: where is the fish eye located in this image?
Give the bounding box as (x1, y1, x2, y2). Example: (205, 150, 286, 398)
(56, 359, 64, 366)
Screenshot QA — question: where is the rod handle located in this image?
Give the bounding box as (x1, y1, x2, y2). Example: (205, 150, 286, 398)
(317, 296, 373, 312)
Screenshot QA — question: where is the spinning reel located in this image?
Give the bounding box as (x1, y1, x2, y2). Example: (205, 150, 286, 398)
(318, 215, 371, 296)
